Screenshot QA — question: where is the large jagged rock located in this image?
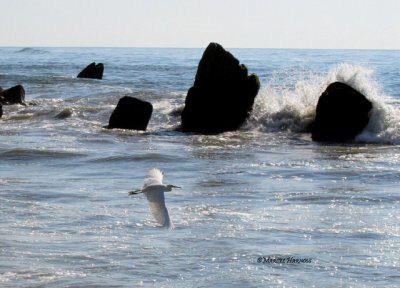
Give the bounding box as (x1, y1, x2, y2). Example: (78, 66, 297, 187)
(108, 96, 153, 131)
(77, 62, 104, 79)
(1, 85, 26, 105)
(309, 82, 373, 142)
(181, 43, 260, 133)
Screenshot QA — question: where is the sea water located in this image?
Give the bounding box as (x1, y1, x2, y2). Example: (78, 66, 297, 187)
(0, 47, 399, 287)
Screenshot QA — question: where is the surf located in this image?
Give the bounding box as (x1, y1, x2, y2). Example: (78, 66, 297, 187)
(246, 63, 400, 144)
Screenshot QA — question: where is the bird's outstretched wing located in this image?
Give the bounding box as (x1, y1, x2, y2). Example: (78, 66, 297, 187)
(143, 168, 164, 190)
(145, 186, 173, 228)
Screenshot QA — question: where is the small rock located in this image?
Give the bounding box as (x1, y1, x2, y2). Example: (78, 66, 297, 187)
(2, 85, 26, 105)
(108, 96, 153, 131)
(77, 62, 104, 80)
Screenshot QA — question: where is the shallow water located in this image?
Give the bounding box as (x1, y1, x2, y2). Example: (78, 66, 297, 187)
(0, 47, 399, 287)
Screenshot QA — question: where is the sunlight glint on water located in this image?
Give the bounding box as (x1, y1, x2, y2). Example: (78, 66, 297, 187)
(0, 47, 399, 287)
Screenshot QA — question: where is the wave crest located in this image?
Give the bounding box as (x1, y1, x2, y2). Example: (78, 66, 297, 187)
(15, 47, 47, 54)
(246, 64, 400, 144)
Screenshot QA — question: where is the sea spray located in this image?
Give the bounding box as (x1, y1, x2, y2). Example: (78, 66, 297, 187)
(357, 101, 400, 144)
(315, 64, 400, 144)
(246, 63, 400, 143)
(246, 78, 319, 132)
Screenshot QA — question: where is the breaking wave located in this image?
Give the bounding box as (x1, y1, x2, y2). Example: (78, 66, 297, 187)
(246, 63, 400, 144)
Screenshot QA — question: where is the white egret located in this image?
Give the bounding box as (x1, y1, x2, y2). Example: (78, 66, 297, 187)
(129, 168, 180, 229)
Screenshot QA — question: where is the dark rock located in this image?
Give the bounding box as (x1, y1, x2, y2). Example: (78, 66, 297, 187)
(108, 96, 153, 131)
(181, 42, 260, 133)
(309, 82, 373, 142)
(0, 103, 2, 118)
(2, 85, 26, 105)
(55, 108, 73, 119)
(77, 62, 104, 79)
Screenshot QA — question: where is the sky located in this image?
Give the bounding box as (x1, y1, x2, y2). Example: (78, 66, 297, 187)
(0, 0, 399, 49)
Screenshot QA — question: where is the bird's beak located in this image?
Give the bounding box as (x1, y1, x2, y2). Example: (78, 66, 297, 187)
(128, 189, 142, 195)
(171, 185, 181, 189)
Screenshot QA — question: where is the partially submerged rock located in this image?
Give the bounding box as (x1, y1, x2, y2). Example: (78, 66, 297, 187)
(108, 96, 153, 131)
(77, 62, 104, 80)
(309, 82, 373, 142)
(1, 85, 26, 105)
(55, 108, 73, 119)
(181, 43, 260, 133)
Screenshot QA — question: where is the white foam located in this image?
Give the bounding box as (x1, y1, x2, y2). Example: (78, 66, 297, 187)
(247, 81, 318, 132)
(357, 101, 400, 144)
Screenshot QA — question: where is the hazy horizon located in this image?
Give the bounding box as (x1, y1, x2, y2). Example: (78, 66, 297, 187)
(0, 0, 399, 50)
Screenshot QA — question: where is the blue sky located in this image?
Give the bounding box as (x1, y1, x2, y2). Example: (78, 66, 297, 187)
(0, 0, 399, 49)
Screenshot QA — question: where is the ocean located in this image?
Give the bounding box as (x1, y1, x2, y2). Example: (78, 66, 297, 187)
(0, 47, 399, 287)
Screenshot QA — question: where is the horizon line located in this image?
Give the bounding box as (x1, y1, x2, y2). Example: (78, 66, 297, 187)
(0, 45, 399, 51)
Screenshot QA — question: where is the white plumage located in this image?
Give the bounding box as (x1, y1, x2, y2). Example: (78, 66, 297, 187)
(129, 168, 180, 229)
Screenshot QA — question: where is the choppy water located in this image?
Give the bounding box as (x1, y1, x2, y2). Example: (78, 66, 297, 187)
(1, 47, 400, 287)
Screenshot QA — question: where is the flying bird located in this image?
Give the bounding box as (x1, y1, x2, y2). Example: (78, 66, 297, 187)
(129, 168, 180, 229)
